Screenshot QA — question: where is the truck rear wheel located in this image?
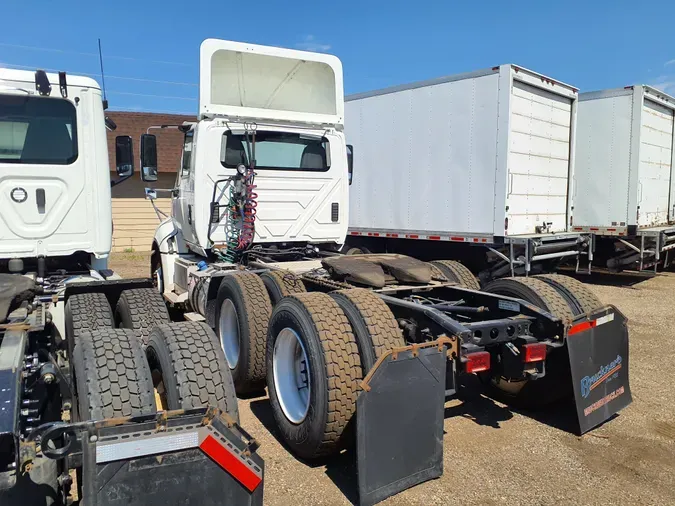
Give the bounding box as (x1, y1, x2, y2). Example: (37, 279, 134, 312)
(65, 292, 113, 340)
(115, 288, 171, 345)
(72, 328, 156, 420)
(429, 260, 481, 291)
(533, 274, 602, 315)
(146, 322, 239, 422)
(330, 288, 405, 372)
(259, 270, 306, 306)
(266, 292, 362, 459)
(482, 277, 574, 408)
(216, 272, 272, 394)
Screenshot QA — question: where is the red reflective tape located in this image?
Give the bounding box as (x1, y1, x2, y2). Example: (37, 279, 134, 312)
(350, 231, 361, 236)
(606, 228, 616, 232)
(199, 435, 262, 492)
(386, 233, 399, 238)
(408, 234, 419, 239)
(473, 238, 479, 242)
(481, 238, 487, 243)
(429, 235, 441, 240)
(568, 320, 596, 336)
(590, 227, 599, 231)
(450, 236, 465, 242)
(573, 227, 583, 231)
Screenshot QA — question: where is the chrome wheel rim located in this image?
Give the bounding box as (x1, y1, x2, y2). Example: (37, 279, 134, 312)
(273, 327, 311, 424)
(218, 299, 240, 369)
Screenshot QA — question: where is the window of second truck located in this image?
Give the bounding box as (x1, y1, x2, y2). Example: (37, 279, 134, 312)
(0, 94, 78, 164)
(221, 131, 329, 171)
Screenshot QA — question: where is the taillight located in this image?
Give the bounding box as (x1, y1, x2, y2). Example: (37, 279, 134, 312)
(523, 343, 547, 363)
(464, 351, 490, 373)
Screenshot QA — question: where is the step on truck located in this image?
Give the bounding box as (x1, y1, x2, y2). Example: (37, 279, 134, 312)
(0, 68, 263, 505)
(343, 65, 593, 284)
(574, 85, 675, 273)
(147, 39, 632, 505)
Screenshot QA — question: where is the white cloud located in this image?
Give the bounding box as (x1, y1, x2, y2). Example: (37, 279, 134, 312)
(665, 59, 675, 67)
(649, 75, 675, 95)
(295, 35, 331, 52)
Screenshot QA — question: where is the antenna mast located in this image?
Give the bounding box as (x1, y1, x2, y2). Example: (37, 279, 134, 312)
(98, 38, 108, 109)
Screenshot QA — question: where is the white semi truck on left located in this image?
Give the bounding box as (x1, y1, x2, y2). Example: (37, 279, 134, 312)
(0, 68, 264, 505)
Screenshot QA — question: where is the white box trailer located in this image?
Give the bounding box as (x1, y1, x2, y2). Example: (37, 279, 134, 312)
(345, 64, 591, 279)
(574, 85, 675, 272)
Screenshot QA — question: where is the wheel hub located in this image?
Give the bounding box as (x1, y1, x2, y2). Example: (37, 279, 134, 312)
(273, 327, 311, 424)
(219, 299, 240, 369)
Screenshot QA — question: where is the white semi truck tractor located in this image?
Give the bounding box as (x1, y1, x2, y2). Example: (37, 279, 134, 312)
(0, 68, 264, 505)
(147, 39, 632, 505)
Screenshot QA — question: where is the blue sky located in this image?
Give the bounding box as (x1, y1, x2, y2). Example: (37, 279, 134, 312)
(2, 0, 674, 114)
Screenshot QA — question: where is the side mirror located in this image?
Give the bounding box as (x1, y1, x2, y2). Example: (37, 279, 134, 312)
(115, 136, 134, 177)
(346, 144, 354, 185)
(140, 134, 159, 182)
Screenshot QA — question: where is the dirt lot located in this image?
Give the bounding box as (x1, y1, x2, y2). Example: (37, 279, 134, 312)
(111, 253, 675, 505)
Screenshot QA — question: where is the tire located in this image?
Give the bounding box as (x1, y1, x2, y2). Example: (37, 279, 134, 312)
(346, 247, 364, 255)
(260, 270, 306, 306)
(65, 292, 113, 341)
(115, 288, 170, 345)
(483, 277, 574, 324)
(146, 322, 239, 422)
(266, 292, 362, 459)
(534, 274, 602, 316)
(429, 260, 481, 291)
(329, 288, 405, 372)
(216, 272, 272, 394)
(482, 277, 574, 408)
(72, 328, 156, 420)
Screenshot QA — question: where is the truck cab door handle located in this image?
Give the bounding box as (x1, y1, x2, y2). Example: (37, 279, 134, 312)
(36, 188, 46, 214)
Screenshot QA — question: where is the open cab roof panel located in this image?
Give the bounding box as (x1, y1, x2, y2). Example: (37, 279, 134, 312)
(199, 39, 344, 127)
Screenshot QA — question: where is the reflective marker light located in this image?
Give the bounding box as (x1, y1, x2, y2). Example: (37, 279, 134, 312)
(523, 343, 547, 363)
(199, 434, 262, 492)
(464, 351, 490, 374)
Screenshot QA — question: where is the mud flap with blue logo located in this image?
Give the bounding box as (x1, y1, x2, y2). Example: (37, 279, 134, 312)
(567, 306, 632, 434)
(355, 341, 448, 506)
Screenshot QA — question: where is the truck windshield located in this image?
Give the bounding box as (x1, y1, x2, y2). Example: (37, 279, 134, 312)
(221, 131, 329, 171)
(0, 94, 78, 164)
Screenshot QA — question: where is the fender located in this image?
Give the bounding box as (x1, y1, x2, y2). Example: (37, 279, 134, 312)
(152, 218, 189, 292)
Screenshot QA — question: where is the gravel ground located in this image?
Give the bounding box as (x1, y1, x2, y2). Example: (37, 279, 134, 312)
(111, 253, 675, 506)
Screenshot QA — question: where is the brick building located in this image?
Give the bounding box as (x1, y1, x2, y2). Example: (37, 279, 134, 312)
(106, 111, 195, 252)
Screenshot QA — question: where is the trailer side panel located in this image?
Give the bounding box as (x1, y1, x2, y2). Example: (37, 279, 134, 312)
(574, 92, 633, 228)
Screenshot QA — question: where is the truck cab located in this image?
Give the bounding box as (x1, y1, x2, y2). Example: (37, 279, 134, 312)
(0, 68, 120, 271)
(150, 39, 351, 282)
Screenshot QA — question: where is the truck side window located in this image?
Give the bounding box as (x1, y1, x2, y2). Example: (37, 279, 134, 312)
(180, 131, 194, 178)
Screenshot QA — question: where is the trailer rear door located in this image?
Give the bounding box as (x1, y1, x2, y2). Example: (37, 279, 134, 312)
(507, 81, 573, 235)
(638, 98, 674, 227)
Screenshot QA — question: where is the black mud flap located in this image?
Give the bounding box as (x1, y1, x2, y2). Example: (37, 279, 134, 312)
(567, 305, 632, 434)
(356, 343, 447, 506)
(78, 410, 264, 506)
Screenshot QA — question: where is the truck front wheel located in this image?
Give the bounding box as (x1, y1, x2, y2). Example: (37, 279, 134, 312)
(266, 292, 362, 459)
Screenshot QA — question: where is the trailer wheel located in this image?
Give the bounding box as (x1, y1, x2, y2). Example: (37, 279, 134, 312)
(266, 292, 362, 459)
(115, 288, 171, 345)
(216, 272, 272, 394)
(346, 247, 365, 255)
(429, 260, 481, 291)
(260, 270, 306, 306)
(72, 328, 155, 420)
(146, 322, 239, 422)
(330, 288, 405, 372)
(482, 277, 574, 408)
(534, 274, 602, 315)
(65, 292, 113, 340)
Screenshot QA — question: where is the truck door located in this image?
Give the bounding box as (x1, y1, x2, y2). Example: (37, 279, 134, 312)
(0, 93, 91, 257)
(638, 98, 674, 227)
(507, 81, 574, 235)
(174, 130, 198, 244)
